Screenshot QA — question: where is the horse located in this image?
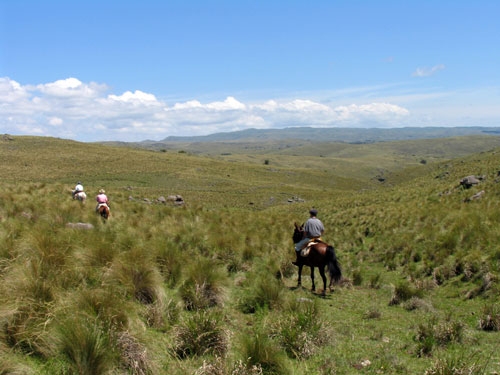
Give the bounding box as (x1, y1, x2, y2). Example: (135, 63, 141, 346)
(73, 191, 87, 203)
(292, 222, 342, 295)
(97, 204, 110, 220)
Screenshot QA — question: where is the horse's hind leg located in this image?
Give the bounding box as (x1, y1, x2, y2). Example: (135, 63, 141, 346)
(319, 267, 327, 296)
(297, 265, 303, 287)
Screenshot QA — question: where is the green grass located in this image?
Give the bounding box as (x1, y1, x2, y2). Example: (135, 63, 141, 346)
(1, 134, 500, 373)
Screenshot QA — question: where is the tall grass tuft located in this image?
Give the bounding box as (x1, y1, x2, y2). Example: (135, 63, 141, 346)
(56, 315, 116, 375)
(179, 257, 227, 310)
(424, 352, 488, 375)
(155, 242, 185, 287)
(115, 330, 153, 375)
(236, 268, 284, 314)
(273, 297, 326, 359)
(105, 248, 165, 305)
(0, 356, 36, 375)
(389, 279, 423, 306)
(234, 327, 288, 375)
(414, 316, 464, 357)
(172, 309, 227, 358)
(73, 287, 132, 330)
(478, 303, 500, 331)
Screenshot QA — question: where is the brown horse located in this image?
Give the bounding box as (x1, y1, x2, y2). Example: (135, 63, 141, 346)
(292, 223, 342, 295)
(97, 204, 110, 220)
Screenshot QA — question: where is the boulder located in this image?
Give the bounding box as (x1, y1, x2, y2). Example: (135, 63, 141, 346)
(459, 175, 480, 189)
(464, 190, 485, 202)
(66, 222, 94, 230)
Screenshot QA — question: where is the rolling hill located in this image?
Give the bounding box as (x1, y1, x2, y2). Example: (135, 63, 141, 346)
(1, 132, 500, 374)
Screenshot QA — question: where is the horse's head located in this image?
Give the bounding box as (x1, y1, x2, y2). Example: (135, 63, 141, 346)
(293, 222, 305, 244)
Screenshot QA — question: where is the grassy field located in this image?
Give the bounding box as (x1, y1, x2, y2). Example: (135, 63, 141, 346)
(1, 135, 500, 374)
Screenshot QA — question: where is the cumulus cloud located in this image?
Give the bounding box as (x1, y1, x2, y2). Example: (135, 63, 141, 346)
(412, 64, 446, 77)
(0, 76, 416, 142)
(108, 90, 159, 104)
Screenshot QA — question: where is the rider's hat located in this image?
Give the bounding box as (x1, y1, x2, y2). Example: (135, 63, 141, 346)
(309, 209, 318, 216)
(77, 181, 81, 184)
(99, 189, 105, 194)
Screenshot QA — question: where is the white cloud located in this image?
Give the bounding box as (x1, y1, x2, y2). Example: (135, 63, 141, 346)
(36, 77, 105, 98)
(0, 77, 29, 102)
(171, 96, 245, 111)
(48, 117, 63, 126)
(412, 64, 446, 77)
(108, 90, 159, 104)
(0, 76, 497, 142)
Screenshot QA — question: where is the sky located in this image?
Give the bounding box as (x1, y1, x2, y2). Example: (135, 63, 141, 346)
(1, 0, 499, 142)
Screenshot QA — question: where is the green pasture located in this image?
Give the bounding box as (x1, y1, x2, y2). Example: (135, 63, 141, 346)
(1, 135, 499, 374)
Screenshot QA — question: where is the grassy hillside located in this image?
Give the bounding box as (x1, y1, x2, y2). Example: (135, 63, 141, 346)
(1, 135, 500, 374)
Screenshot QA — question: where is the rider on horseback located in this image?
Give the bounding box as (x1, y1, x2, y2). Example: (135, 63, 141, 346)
(293, 209, 324, 266)
(72, 181, 84, 199)
(95, 189, 109, 212)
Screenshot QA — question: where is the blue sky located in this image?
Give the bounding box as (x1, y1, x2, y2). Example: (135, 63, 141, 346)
(1, 0, 499, 142)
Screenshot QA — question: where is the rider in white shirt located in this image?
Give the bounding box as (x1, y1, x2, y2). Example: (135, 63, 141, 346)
(72, 182, 84, 198)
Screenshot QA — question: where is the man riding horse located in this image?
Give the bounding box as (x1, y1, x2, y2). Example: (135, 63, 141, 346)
(293, 208, 324, 266)
(72, 181, 84, 199)
(291, 210, 341, 294)
(72, 181, 86, 202)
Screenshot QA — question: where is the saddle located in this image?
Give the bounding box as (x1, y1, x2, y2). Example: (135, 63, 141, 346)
(300, 238, 323, 257)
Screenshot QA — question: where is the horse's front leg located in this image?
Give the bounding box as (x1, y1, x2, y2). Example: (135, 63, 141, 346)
(297, 265, 303, 287)
(310, 267, 315, 292)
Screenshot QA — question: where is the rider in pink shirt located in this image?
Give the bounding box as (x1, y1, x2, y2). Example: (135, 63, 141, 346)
(95, 189, 109, 211)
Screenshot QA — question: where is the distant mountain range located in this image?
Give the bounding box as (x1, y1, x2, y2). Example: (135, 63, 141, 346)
(154, 126, 500, 144)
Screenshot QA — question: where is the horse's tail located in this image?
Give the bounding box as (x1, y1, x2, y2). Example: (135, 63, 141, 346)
(326, 245, 342, 283)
